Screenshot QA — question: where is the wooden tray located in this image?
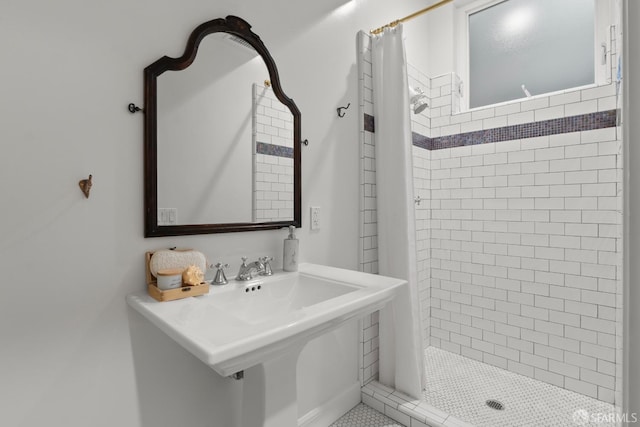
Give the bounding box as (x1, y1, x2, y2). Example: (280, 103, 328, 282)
(147, 281, 209, 302)
(145, 250, 209, 302)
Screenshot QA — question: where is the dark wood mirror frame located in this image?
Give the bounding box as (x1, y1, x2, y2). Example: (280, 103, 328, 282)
(144, 15, 301, 237)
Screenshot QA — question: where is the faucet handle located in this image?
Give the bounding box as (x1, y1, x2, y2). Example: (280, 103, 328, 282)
(208, 262, 229, 270)
(259, 256, 274, 276)
(212, 262, 229, 285)
(240, 256, 248, 266)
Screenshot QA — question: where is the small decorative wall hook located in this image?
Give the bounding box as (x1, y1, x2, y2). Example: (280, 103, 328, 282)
(79, 175, 93, 199)
(128, 103, 143, 114)
(337, 103, 351, 118)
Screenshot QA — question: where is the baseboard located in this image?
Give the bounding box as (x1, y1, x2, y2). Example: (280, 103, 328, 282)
(298, 381, 361, 427)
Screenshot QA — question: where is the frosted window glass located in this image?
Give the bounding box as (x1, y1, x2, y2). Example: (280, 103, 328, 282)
(469, 0, 594, 109)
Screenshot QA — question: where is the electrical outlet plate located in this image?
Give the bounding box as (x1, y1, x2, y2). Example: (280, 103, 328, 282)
(158, 208, 178, 226)
(310, 206, 320, 230)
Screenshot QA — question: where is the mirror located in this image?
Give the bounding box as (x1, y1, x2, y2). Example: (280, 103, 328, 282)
(144, 16, 301, 237)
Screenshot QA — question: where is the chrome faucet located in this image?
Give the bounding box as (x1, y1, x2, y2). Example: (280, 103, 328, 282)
(235, 257, 265, 281)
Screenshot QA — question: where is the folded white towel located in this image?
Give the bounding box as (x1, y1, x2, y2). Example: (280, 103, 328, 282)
(149, 250, 207, 278)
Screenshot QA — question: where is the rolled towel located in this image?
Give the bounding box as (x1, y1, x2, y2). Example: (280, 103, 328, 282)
(149, 250, 207, 278)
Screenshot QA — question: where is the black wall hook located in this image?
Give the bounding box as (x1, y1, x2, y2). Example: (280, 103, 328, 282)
(337, 103, 351, 118)
(128, 103, 144, 114)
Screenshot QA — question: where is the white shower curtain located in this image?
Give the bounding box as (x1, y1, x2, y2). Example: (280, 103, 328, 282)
(372, 25, 426, 399)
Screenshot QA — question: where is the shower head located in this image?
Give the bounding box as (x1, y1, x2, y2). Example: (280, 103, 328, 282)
(413, 97, 429, 114)
(409, 86, 429, 114)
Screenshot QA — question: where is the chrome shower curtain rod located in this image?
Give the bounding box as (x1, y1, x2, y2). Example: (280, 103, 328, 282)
(370, 0, 454, 35)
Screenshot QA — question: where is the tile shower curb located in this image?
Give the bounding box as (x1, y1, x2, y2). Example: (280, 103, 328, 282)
(362, 381, 474, 427)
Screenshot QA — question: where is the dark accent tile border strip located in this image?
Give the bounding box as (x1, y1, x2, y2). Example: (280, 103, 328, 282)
(364, 113, 375, 133)
(256, 141, 294, 158)
(365, 110, 618, 151)
(413, 132, 430, 150)
(429, 110, 618, 150)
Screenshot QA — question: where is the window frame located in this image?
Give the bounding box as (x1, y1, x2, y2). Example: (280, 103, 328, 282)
(454, 0, 612, 111)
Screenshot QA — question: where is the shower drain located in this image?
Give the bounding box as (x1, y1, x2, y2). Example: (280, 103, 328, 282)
(486, 399, 505, 411)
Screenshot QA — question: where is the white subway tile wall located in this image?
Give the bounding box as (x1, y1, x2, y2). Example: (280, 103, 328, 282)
(253, 154, 294, 221)
(252, 83, 294, 221)
(357, 32, 380, 385)
(427, 76, 622, 405)
(357, 31, 622, 406)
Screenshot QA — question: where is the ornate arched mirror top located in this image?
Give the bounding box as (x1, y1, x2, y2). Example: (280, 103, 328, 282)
(144, 16, 301, 237)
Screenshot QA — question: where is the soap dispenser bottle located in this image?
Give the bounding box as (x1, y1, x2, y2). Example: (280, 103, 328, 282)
(283, 225, 299, 272)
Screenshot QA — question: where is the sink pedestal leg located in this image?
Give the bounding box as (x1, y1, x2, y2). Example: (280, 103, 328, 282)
(241, 347, 303, 427)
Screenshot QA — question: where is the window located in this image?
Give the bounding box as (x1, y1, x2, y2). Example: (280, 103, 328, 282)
(462, 0, 596, 109)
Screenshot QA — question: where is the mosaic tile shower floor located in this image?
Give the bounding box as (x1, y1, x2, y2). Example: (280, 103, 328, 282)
(421, 347, 616, 427)
(333, 347, 617, 426)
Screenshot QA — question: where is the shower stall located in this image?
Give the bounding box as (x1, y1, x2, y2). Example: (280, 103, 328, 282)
(356, 2, 625, 426)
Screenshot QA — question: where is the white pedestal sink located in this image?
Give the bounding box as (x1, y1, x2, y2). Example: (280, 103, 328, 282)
(127, 263, 408, 427)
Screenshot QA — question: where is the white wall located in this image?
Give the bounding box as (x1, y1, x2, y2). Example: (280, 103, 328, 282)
(623, 0, 640, 419)
(0, 0, 431, 426)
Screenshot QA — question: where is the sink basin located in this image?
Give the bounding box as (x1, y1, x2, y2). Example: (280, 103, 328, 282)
(207, 273, 358, 325)
(127, 262, 408, 427)
(126, 262, 406, 377)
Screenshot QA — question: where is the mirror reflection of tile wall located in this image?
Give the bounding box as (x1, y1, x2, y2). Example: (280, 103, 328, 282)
(252, 83, 295, 222)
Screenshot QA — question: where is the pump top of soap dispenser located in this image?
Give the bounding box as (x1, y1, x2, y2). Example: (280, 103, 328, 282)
(287, 225, 296, 239)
